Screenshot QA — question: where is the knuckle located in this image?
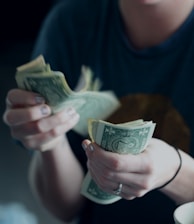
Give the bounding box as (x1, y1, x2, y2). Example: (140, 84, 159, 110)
(111, 156, 123, 171)
(6, 89, 15, 104)
(103, 169, 114, 180)
(143, 158, 154, 174)
(35, 121, 45, 133)
(25, 108, 36, 121)
(50, 128, 60, 137)
(3, 111, 14, 125)
(6, 89, 22, 106)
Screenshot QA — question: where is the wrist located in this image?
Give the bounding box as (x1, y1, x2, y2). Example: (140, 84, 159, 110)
(155, 147, 182, 191)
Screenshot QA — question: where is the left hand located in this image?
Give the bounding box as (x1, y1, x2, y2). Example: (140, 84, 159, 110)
(82, 138, 180, 200)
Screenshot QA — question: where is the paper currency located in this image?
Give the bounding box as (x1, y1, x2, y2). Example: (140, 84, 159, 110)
(81, 119, 156, 204)
(15, 55, 120, 136)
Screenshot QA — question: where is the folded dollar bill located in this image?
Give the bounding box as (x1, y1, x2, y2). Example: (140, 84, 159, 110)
(81, 119, 156, 204)
(15, 55, 120, 136)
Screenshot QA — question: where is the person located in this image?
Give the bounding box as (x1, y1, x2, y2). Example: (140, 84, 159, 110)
(3, 0, 194, 223)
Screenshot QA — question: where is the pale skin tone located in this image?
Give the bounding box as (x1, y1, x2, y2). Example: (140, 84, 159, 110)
(3, 0, 194, 222)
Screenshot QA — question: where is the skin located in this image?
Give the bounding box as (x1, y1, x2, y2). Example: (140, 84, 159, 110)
(3, 0, 194, 222)
(119, 0, 194, 49)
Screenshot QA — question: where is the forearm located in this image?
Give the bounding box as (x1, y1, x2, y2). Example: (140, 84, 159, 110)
(160, 150, 194, 205)
(29, 135, 86, 222)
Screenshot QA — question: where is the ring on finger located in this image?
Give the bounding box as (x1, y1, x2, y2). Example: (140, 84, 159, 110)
(112, 183, 123, 195)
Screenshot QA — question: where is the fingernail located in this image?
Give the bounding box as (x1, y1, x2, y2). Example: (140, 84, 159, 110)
(40, 105, 49, 115)
(35, 96, 45, 104)
(82, 142, 87, 151)
(89, 144, 94, 151)
(82, 142, 94, 151)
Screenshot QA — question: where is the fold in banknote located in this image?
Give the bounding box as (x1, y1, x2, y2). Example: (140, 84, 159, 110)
(81, 119, 156, 204)
(15, 55, 120, 136)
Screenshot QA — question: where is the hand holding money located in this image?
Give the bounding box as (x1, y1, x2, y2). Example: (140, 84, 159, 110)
(81, 119, 156, 204)
(15, 55, 120, 136)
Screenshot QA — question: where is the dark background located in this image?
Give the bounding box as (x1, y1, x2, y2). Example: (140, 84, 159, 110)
(0, 0, 74, 223)
(0, 0, 52, 43)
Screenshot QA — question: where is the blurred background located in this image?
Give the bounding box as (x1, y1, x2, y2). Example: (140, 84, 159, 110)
(0, 0, 70, 223)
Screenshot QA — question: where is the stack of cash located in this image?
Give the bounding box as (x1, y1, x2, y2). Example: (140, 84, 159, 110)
(15, 55, 120, 136)
(81, 119, 156, 204)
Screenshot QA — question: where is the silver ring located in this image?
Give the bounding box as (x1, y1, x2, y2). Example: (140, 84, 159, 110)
(113, 183, 123, 195)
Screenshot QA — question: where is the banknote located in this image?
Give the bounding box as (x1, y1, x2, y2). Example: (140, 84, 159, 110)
(81, 119, 156, 204)
(15, 55, 120, 136)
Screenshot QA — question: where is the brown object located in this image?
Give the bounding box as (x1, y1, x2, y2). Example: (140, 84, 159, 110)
(107, 94, 190, 153)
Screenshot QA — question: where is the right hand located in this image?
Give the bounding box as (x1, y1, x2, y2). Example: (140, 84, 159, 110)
(3, 89, 80, 151)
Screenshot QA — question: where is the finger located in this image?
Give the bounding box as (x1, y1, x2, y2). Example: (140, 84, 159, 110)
(86, 144, 149, 173)
(83, 141, 152, 198)
(4, 104, 51, 126)
(110, 171, 151, 191)
(88, 152, 152, 198)
(37, 107, 79, 133)
(6, 89, 45, 108)
(82, 139, 93, 152)
(89, 161, 145, 198)
(83, 142, 125, 174)
(11, 108, 80, 138)
(85, 147, 120, 193)
(88, 163, 118, 194)
(120, 183, 147, 199)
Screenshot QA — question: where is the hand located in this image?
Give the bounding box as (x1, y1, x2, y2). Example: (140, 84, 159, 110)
(82, 138, 180, 200)
(3, 89, 80, 151)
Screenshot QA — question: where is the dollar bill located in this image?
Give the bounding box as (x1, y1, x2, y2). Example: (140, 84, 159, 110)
(81, 119, 156, 204)
(15, 55, 120, 136)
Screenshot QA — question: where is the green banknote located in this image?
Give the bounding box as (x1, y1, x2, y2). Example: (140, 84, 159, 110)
(81, 119, 156, 204)
(15, 55, 120, 136)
